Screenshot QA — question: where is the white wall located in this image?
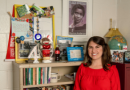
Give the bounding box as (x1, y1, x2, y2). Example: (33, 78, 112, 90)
(0, 0, 118, 90)
(117, 0, 130, 50)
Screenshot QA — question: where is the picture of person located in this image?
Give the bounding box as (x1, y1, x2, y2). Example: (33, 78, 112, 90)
(69, 1, 86, 35)
(111, 50, 125, 62)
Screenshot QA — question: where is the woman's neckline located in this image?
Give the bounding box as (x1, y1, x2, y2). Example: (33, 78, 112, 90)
(88, 66, 103, 70)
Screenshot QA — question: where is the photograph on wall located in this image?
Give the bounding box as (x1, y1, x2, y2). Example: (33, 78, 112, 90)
(69, 1, 87, 35)
(110, 50, 127, 62)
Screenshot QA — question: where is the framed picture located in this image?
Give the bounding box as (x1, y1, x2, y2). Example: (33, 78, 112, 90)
(62, 0, 92, 41)
(15, 37, 42, 62)
(124, 51, 130, 63)
(56, 36, 73, 60)
(67, 47, 84, 61)
(110, 50, 127, 62)
(14, 4, 56, 48)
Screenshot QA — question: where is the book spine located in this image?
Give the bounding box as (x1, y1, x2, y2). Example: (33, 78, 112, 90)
(39, 67, 41, 84)
(23, 68, 25, 85)
(31, 68, 33, 85)
(33, 68, 35, 85)
(41, 67, 43, 84)
(25, 68, 28, 85)
(47, 67, 49, 83)
(42, 87, 45, 90)
(45, 67, 47, 84)
(29, 68, 31, 85)
(37, 67, 39, 85)
(35, 67, 37, 85)
(48, 67, 51, 83)
(43, 67, 45, 84)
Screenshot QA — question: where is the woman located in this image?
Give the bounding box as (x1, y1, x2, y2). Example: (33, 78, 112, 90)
(69, 4, 86, 34)
(73, 36, 121, 90)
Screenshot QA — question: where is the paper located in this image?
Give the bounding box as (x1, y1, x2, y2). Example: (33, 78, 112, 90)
(11, 18, 29, 37)
(34, 17, 53, 39)
(70, 50, 81, 58)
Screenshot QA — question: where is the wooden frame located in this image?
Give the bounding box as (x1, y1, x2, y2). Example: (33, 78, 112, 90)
(14, 4, 56, 48)
(62, 0, 92, 42)
(15, 37, 42, 63)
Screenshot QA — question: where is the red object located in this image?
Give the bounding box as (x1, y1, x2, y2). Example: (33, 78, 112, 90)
(12, 33, 15, 36)
(112, 62, 130, 90)
(42, 50, 50, 57)
(42, 44, 50, 49)
(73, 63, 121, 90)
(5, 5, 15, 61)
(26, 19, 29, 22)
(55, 45, 60, 61)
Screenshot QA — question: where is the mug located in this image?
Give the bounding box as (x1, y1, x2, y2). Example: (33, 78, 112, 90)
(50, 73, 61, 83)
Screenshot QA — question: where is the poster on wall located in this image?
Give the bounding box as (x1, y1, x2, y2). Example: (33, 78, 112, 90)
(69, 1, 86, 35)
(62, 0, 92, 41)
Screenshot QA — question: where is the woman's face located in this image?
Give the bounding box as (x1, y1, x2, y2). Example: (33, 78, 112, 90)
(88, 41, 103, 61)
(74, 8, 83, 24)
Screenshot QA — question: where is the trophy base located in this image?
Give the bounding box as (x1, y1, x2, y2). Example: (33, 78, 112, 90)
(33, 60, 39, 63)
(42, 60, 52, 63)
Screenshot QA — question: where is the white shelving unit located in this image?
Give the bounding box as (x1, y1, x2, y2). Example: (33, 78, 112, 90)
(13, 61, 82, 90)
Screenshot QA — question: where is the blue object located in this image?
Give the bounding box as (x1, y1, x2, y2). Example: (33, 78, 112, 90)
(67, 47, 84, 62)
(20, 36, 25, 41)
(35, 33, 42, 40)
(108, 35, 127, 50)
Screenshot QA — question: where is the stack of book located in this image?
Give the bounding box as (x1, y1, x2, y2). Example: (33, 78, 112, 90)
(23, 85, 73, 90)
(23, 67, 51, 85)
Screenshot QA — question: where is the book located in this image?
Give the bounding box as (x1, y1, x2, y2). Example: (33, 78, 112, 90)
(23, 68, 25, 85)
(41, 67, 43, 84)
(64, 85, 71, 90)
(47, 86, 53, 90)
(48, 67, 51, 83)
(25, 68, 29, 85)
(39, 67, 41, 84)
(33, 68, 35, 85)
(35, 67, 37, 85)
(16, 4, 31, 17)
(44, 67, 47, 84)
(28, 68, 31, 85)
(47, 67, 52, 83)
(42, 87, 45, 90)
(43, 67, 45, 84)
(60, 85, 65, 90)
(37, 67, 39, 85)
(31, 68, 33, 85)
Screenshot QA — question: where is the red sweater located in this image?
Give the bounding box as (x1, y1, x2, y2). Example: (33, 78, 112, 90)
(73, 63, 121, 90)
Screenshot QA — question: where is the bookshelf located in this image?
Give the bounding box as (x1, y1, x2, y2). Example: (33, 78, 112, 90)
(13, 61, 82, 90)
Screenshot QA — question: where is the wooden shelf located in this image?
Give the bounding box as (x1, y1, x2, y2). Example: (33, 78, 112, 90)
(13, 61, 82, 68)
(22, 76, 73, 88)
(13, 61, 81, 90)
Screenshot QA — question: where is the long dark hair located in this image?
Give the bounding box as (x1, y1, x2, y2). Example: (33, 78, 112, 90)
(84, 36, 112, 71)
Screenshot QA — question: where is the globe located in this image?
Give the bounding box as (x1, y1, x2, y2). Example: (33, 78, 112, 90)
(108, 35, 127, 50)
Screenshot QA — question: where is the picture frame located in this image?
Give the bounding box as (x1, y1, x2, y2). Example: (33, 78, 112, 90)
(56, 35, 73, 60)
(14, 4, 56, 48)
(62, 0, 92, 42)
(124, 51, 130, 63)
(67, 47, 84, 61)
(110, 50, 127, 63)
(15, 37, 42, 63)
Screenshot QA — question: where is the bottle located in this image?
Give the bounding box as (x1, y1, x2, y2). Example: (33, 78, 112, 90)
(55, 44, 60, 61)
